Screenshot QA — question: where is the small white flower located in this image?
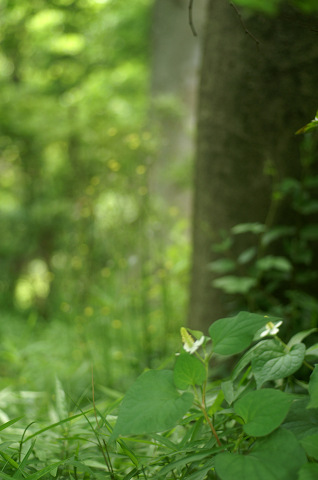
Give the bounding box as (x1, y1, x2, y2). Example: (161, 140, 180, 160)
(260, 321, 283, 338)
(180, 327, 205, 354)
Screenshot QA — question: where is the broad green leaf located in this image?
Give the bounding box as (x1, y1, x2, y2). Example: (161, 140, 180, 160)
(207, 259, 236, 274)
(234, 389, 293, 436)
(210, 389, 225, 415)
(215, 429, 306, 480)
(300, 434, 318, 460)
(261, 226, 295, 247)
(237, 246, 257, 264)
(174, 353, 206, 390)
(298, 464, 318, 480)
(111, 370, 193, 439)
(209, 312, 277, 355)
(256, 255, 292, 272)
(231, 222, 265, 234)
(221, 380, 235, 405)
(251, 341, 306, 388)
(213, 276, 256, 294)
(231, 341, 265, 381)
(308, 365, 318, 409)
(283, 398, 318, 439)
(306, 343, 318, 358)
(187, 328, 205, 341)
(287, 328, 317, 348)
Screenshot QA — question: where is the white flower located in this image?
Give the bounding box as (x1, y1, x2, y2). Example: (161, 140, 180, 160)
(180, 327, 205, 354)
(260, 321, 283, 338)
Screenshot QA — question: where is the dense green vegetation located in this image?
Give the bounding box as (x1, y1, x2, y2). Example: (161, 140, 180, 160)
(1, 0, 318, 478)
(0, 0, 189, 397)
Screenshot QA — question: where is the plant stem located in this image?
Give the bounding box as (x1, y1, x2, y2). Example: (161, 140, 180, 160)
(200, 380, 222, 447)
(303, 359, 314, 371)
(199, 403, 222, 447)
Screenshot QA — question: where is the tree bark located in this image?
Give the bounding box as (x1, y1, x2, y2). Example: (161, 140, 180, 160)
(189, 0, 318, 332)
(150, 0, 207, 215)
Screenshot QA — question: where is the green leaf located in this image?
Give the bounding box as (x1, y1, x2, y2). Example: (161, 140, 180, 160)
(234, 389, 294, 436)
(111, 370, 193, 439)
(209, 312, 277, 355)
(306, 343, 318, 358)
(0, 451, 19, 470)
(158, 450, 215, 478)
(221, 380, 235, 405)
(173, 353, 206, 390)
(283, 398, 318, 439)
(297, 200, 318, 215)
(231, 222, 266, 234)
(0, 417, 23, 432)
(261, 226, 296, 246)
(300, 434, 318, 460)
(287, 328, 317, 348)
(26, 461, 67, 480)
(308, 365, 318, 409)
(215, 429, 306, 480)
(298, 464, 318, 480)
(0, 472, 19, 480)
(256, 255, 292, 272)
(237, 246, 257, 264)
(231, 341, 264, 380)
(296, 110, 318, 134)
(213, 276, 257, 294)
(301, 224, 318, 240)
(251, 341, 306, 388)
(207, 259, 236, 274)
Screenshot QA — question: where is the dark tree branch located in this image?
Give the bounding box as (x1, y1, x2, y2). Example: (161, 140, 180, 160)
(230, 2, 260, 48)
(189, 0, 198, 37)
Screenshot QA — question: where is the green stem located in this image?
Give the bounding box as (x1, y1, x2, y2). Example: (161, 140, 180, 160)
(303, 360, 314, 371)
(199, 403, 222, 447)
(200, 379, 222, 447)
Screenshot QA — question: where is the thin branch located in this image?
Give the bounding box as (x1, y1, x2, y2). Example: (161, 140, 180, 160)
(230, 2, 260, 49)
(189, 0, 197, 37)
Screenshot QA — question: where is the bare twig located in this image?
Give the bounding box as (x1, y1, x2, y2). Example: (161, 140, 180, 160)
(189, 0, 197, 37)
(230, 2, 260, 49)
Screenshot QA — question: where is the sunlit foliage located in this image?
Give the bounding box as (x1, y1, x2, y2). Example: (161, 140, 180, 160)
(0, 0, 190, 393)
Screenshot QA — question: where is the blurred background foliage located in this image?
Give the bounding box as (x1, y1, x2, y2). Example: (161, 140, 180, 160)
(0, 0, 191, 404)
(1, 0, 318, 424)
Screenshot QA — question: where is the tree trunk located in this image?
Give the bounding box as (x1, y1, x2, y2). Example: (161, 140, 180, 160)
(189, 0, 318, 332)
(150, 0, 207, 215)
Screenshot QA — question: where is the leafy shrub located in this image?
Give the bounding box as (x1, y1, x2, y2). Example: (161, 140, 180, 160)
(106, 312, 318, 479)
(209, 153, 318, 335)
(1, 312, 317, 478)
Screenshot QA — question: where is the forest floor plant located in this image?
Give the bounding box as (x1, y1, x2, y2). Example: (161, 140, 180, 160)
(209, 132, 318, 337)
(1, 312, 317, 479)
(107, 311, 318, 479)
